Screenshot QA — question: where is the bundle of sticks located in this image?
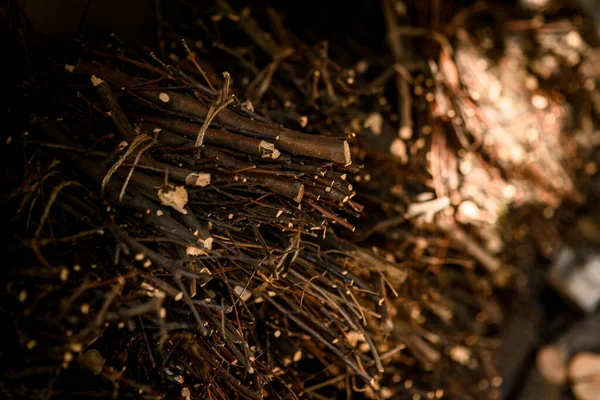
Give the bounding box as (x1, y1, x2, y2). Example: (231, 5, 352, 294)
(3, 0, 600, 399)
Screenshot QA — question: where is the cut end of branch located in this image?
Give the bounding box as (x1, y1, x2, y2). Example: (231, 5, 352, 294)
(80, 349, 106, 376)
(294, 184, 305, 203)
(573, 378, 600, 400)
(343, 141, 352, 166)
(537, 345, 567, 385)
(159, 92, 171, 103)
(193, 227, 213, 250)
(399, 126, 413, 140)
(185, 172, 211, 187)
(199, 236, 214, 250)
(569, 352, 600, 382)
(571, 354, 600, 400)
(390, 138, 408, 164)
(259, 141, 281, 159)
(158, 185, 189, 214)
(234, 286, 252, 302)
(186, 246, 207, 256)
(90, 75, 104, 87)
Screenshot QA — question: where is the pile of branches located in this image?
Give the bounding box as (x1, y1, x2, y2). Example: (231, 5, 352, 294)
(3, 1, 600, 399)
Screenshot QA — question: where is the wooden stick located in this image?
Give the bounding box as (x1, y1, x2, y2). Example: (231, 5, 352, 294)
(75, 61, 351, 164)
(135, 115, 280, 159)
